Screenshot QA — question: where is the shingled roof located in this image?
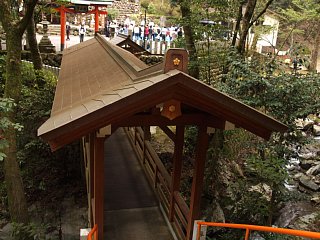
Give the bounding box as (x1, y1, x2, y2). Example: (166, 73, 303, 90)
(109, 33, 150, 56)
(38, 34, 287, 151)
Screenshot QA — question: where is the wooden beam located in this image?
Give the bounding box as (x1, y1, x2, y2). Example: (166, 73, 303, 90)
(114, 113, 225, 129)
(186, 125, 209, 240)
(93, 135, 105, 239)
(89, 133, 95, 226)
(159, 126, 176, 142)
(169, 125, 184, 221)
(90, 133, 95, 200)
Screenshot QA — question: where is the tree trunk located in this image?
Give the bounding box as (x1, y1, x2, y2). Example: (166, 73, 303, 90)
(237, 0, 257, 55)
(204, 129, 224, 198)
(3, 30, 29, 223)
(180, 3, 199, 79)
(250, 28, 259, 53)
(310, 30, 320, 72)
(232, 3, 244, 47)
(27, 13, 42, 70)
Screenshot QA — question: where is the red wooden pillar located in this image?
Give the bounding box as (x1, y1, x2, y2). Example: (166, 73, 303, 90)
(94, 5, 99, 33)
(60, 5, 66, 51)
(186, 126, 209, 240)
(94, 135, 105, 239)
(169, 125, 184, 221)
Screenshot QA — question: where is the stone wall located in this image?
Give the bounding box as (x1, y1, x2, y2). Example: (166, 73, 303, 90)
(21, 51, 62, 67)
(139, 55, 163, 65)
(112, 0, 141, 22)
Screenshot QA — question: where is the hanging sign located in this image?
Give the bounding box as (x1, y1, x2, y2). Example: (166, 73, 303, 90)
(74, 4, 88, 13)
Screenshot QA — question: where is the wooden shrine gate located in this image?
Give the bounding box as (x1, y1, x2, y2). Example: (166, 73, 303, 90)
(38, 34, 287, 240)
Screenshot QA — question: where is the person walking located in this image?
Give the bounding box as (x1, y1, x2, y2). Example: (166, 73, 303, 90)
(66, 22, 71, 41)
(79, 23, 86, 43)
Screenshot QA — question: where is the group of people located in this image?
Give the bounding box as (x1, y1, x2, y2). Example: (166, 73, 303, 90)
(105, 19, 183, 44)
(65, 21, 86, 43)
(129, 24, 183, 43)
(67, 18, 184, 44)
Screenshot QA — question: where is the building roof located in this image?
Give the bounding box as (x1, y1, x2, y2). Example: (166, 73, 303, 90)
(109, 33, 151, 56)
(38, 34, 287, 151)
(69, 0, 114, 5)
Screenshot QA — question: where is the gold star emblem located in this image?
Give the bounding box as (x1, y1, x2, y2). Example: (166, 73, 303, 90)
(173, 58, 181, 66)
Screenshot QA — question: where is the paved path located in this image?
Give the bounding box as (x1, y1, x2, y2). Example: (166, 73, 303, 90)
(103, 129, 174, 240)
(35, 33, 97, 52)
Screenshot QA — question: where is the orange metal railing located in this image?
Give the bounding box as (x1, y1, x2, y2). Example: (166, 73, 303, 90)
(196, 222, 320, 240)
(87, 224, 98, 240)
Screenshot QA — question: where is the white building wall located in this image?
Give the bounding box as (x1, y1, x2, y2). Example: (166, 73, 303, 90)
(256, 15, 279, 53)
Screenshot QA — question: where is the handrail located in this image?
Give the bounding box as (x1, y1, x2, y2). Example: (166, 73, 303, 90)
(87, 224, 98, 240)
(196, 221, 320, 240)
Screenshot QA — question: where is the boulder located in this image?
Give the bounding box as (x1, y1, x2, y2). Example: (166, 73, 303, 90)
(275, 201, 314, 228)
(314, 125, 320, 136)
(302, 119, 314, 131)
(299, 160, 313, 170)
(288, 213, 319, 232)
(295, 119, 304, 129)
(211, 201, 225, 223)
(311, 194, 320, 204)
(306, 164, 320, 176)
(293, 172, 303, 180)
(249, 183, 272, 201)
(299, 175, 319, 191)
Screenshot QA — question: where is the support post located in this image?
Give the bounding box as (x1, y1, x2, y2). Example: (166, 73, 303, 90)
(186, 125, 209, 240)
(60, 6, 66, 51)
(94, 6, 99, 33)
(89, 133, 95, 225)
(94, 135, 105, 239)
(169, 125, 184, 221)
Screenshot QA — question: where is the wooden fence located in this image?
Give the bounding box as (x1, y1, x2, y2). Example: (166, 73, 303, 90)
(125, 127, 189, 240)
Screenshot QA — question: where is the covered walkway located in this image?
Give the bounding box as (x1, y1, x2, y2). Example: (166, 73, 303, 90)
(104, 128, 174, 240)
(38, 34, 287, 239)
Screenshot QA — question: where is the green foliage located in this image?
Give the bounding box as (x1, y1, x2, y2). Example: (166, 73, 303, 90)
(11, 222, 49, 240)
(147, 3, 156, 14)
(0, 98, 23, 161)
(107, 8, 119, 21)
(219, 51, 320, 126)
(184, 126, 198, 157)
(0, 58, 83, 229)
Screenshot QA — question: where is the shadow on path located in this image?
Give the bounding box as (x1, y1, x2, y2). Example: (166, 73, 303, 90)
(103, 128, 174, 240)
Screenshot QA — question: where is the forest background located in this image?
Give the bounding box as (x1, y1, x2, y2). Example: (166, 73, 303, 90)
(0, 0, 319, 239)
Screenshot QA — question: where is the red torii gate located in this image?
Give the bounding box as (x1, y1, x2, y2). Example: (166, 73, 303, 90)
(56, 5, 108, 51)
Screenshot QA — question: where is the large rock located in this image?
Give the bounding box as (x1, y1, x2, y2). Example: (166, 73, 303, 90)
(299, 175, 319, 191)
(294, 118, 314, 130)
(314, 125, 320, 136)
(306, 164, 320, 176)
(299, 160, 313, 170)
(211, 201, 225, 223)
(249, 183, 272, 201)
(311, 194, 320, 204)
(275, 202, 314, 228)
(288, 213, 320, 232)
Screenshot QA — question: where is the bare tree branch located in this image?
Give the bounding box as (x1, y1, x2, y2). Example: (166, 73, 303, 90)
(249, 0, 275, 29)
(18, 0, 38, 34)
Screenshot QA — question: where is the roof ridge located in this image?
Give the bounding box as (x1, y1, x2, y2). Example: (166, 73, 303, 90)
(95, 34, 143, 80)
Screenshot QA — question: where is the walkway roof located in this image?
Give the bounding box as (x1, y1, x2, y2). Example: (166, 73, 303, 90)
(38, 34, 287, 151)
